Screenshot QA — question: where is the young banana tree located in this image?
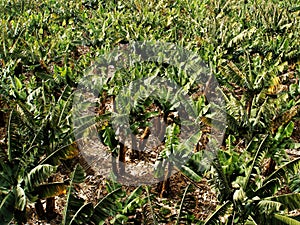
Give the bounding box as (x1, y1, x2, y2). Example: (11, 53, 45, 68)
(0, 84, 78, 223)
(217, 55, 298, 141)
(204, 123, 300, 224)
(0, 159, 66, 224)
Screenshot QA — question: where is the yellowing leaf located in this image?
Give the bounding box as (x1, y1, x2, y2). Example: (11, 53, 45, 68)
(267, 76, 282, 95)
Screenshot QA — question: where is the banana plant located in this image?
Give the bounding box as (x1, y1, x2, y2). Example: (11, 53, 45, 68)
(0, 161, 66, 224)
(0, 83, 78, 223)
(204, 124, 300, 224)
(217, 53, 299, 142)
(62, 164, 146, 225)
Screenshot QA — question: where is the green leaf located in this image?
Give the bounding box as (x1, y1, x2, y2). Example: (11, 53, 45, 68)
(263, 157, 300, 186)
(244, 135, 269, 191)
(144, 186, 158, 225)
(14, 76, 22, 90)
(175, 183, 191, 225)
(258, 200, 283, 215)
(204, 201, 232, 225)
(69, 203, 94, 225)
(266, 193, 300, 211)
(110, 214, 129, 224)
(7, 110, 13, 162)
(245, 216, 259, 225)
(275, 122, 294, 142)
(14, 186, 26, 211)
(0, 191, 15, 224)
(211, 156, 231, 202)
(71, 164, 86, 184)
(40, 142, 79, 165)
(122, 186, 143, 214)
(273, 214, 300, 225)
(25, 164, 57, 192)
(91, 188, 124, 223)
(62, 164, 86, 225)
(181, 165, 202, 182)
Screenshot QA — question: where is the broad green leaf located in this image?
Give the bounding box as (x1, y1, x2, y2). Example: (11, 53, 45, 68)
(25, 165, 57, 191)
(204, 201, 232, 225)
(69, 203, 94, 225)
(92, 188, 124, 223)
(273, 214, 300, 225)
(266, 193, 300, 211)
(0, 191, 15, 224)
(181, 165, 202, 182)
(14, 186, 26, 211)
